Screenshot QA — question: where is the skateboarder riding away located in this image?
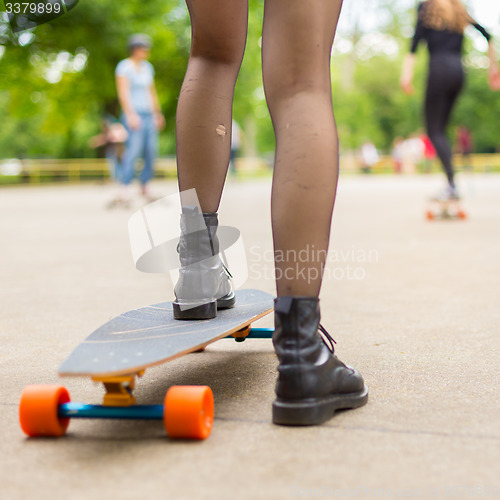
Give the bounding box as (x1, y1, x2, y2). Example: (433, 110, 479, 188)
(400, 0, 499, 201)
(173, 0, 368, 426)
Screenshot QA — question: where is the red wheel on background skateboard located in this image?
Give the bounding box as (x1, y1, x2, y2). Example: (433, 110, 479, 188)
(458, 210, 467, 220)
(19, 385, 70, 437)
(163, 386, 214, 440)
(426, 211, 434, 220)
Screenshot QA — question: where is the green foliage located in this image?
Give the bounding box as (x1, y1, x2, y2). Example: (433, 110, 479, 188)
(452, 68, 500, 152)
(0, 0, 498, 159)
(332, 46, 428, 151)
(0, 0, 191, 158)
(233, 0, 273, 156)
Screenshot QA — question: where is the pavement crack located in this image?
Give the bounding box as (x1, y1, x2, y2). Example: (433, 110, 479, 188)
(324, 423, 500, 441)
(215, 416, 500, 441)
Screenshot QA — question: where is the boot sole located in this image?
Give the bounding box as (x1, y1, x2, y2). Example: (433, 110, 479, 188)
(216, 291, 236, 310)
(173, 292, 236, 320)
(272, 386, 369, 426)
(173, 300, 217, 320)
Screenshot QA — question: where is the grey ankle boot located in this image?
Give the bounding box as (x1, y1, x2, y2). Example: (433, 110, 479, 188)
(272, 296, 368, 425)
(173, 206, 235, 319)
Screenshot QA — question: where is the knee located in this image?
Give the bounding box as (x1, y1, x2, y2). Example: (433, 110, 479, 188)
(186, 0, 247, 69)
(425, 123, 442, 142)
(427, 129, 445, 146)
(191, 31, 246, 69)
(263, 56, 330, 111)
(426, 128, 437, 142)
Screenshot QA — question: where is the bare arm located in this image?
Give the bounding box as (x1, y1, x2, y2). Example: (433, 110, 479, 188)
(470, 19, 499, 91)
(116, 75, 141, 130)
(150, 83, 165, 130)
(400, 53, 416, 95)
(488, 40, 500, 91)
(401, 4, 425, 95)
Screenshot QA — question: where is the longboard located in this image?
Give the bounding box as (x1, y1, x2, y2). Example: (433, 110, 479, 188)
(426, 198, 467, 220)
(19, 289, 275, 440)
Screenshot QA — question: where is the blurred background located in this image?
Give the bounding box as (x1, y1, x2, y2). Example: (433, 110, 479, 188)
(0, 0, 499, 183)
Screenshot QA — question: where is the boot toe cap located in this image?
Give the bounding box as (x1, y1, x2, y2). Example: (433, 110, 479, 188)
(335, 365, 366, 394)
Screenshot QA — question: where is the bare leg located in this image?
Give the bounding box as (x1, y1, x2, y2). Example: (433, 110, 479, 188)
(176, 0, 248, 213)
(263, 0, 343, 297)
(262, 2, 368, 426)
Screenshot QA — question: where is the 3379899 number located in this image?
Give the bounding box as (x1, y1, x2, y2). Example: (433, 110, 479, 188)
(4, 2, 62, 15)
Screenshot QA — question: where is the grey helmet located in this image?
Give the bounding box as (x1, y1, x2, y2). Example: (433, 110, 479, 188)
(127, 34, 152, 52)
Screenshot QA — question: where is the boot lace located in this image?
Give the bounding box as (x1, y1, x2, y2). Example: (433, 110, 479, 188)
(221, 261, 233, 279)
(318, 324, 337, 353)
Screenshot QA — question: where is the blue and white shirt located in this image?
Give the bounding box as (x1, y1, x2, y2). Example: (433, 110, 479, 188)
(115, 59, 155, 113)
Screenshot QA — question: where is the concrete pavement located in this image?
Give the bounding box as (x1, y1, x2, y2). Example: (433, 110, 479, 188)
(1, 174, 499, 500)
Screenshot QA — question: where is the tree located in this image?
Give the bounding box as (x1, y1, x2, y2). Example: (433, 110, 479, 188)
(0, 0, 191, 157)
(0, 1, 498, 159)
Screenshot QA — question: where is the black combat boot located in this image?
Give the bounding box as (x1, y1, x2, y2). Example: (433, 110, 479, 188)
(272, 296, 368, 425)
(173, 206, 235, 319)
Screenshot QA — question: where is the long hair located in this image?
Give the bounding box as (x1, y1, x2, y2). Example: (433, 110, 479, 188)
(420, 0, 472, 33)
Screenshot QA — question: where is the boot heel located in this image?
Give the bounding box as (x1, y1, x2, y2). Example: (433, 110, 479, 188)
(217, 291, 236, 310)
(173, 300, 217, 320)
(273, 388, 369, 426)
(272, 399, 333, 426)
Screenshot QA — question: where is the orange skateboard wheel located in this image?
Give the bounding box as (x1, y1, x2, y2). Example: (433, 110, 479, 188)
(19, 385, 70, 437)
(458, 210, 467, 220)
(164, 386, 214, 440)
(426, 210, 434, 220)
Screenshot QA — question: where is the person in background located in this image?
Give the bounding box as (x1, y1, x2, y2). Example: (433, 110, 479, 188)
(116, 34, 165, 203)
(89, 110, 129, 208)
(358, 140, 379, 174)
(455, 125, 473, 171)
(400, 0, 499, 200)
(420, 132, 436, 173)
(229, 119, 242, 174)
(401, 133, 424, 174)
(391, 137, 405, 174)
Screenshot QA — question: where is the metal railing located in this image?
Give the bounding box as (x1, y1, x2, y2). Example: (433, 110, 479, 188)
(1, 154, 499, 185)
(15, 157, 178, 183)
